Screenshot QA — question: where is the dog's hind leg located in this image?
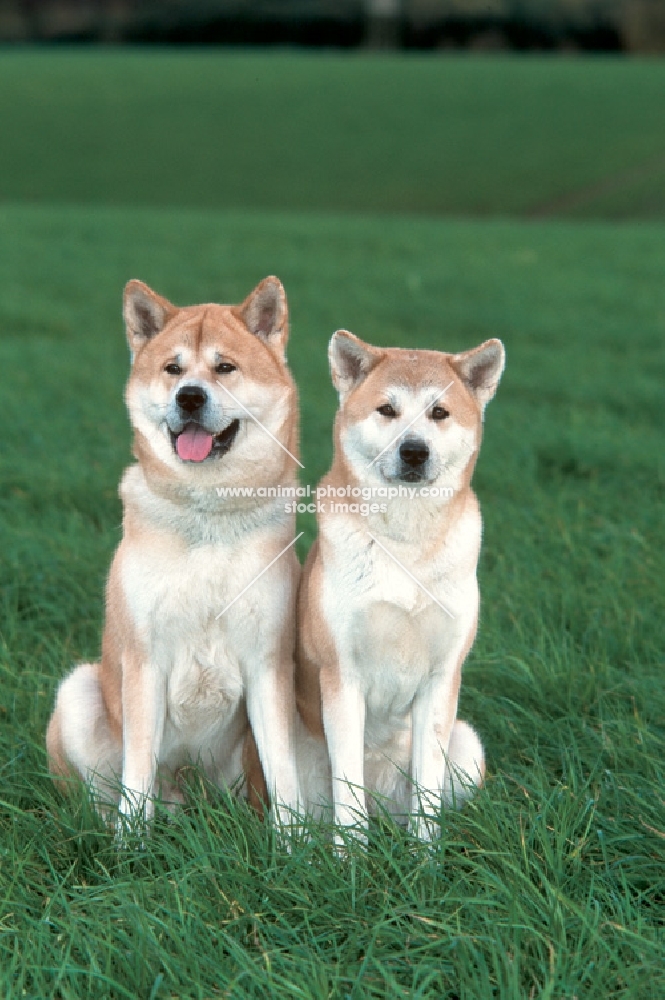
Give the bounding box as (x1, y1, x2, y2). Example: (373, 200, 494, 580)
(46, 663, 122, 810)
(391, 718, 485, 839)
(439, 718, 485, 808)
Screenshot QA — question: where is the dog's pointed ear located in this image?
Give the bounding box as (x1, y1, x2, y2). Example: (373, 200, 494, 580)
(329, 330, 382, 400)
(452, 338, 505, 414)
(239, 276, 288, 358)
(123, 280, 175, 356)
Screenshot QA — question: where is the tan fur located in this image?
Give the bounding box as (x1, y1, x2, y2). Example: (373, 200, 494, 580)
(242, 729, 269, 817)
(46, 276, 301, 828)
(45, 706, 68, 783)
(295, 331, 504, 840)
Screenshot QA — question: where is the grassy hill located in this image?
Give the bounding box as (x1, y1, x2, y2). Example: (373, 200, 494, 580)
(0, 51, 664, 217)
(0, 53, 663, 999)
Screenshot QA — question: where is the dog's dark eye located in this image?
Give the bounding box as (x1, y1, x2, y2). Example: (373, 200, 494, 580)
(165, 363, 182, 376)
(431, 406, 449, 421)
(376, 404, 397, 418)
(215, 362, 237, 375)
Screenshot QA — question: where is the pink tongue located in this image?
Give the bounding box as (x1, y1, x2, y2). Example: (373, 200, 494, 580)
(176, 426, 214, 462)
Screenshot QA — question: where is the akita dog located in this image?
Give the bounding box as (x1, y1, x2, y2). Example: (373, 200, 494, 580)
(296, 330, 504, 840)
(46, 276, 301, 826)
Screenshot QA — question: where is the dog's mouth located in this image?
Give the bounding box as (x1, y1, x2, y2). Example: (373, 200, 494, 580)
(399, 469, 427, 483)
(169, 420, 240, 463)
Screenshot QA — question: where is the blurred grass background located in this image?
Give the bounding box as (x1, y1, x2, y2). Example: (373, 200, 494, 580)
(0, 50, 663, 999)
(1, 52, 664, 216)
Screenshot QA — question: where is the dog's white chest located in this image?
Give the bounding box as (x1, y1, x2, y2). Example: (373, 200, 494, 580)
(122, 539, 250, 730)
(167, 643, 244, 732)
(370, 555, 430, 616)
(321, 518, 478, 725)
(324, 522, 428, 615)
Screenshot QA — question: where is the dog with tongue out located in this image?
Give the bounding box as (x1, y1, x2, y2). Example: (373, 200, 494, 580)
(46, 276, 302, 831)
(176, 420, 215, 462)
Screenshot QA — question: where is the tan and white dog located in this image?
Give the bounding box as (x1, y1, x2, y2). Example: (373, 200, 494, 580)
(296, 331, 504, 840)
(46, 276, 301, 827)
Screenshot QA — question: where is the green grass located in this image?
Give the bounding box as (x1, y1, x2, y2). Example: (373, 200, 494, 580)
(0, 52, 664, 999)
(1, 203, 663, 998)
(0, 50, 665, 217)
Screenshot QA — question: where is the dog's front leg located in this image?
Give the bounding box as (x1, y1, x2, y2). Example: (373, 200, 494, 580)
(117, 657, 166, 834)
(321, 669, 367, 845)
(410, 665, 461, 841)
(245, 662, 301, 827)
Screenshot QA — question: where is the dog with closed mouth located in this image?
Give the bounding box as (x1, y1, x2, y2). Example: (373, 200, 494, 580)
(46, 276, 301, 826)
(295, 330, 504, 840)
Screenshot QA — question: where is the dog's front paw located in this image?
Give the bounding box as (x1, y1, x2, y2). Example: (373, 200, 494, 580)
(271, 805, 306, 853)
(115, 791, 152, 848)
(412, 813, 441, 843)
(333, 822, 369, 858)
(114, 813, 146, 851)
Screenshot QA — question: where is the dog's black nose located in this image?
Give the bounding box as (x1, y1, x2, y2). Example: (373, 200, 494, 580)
(176, 386, 207, 413)
(399, 438, 429, 468)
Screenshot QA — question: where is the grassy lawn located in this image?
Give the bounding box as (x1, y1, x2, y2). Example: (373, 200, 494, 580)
(0, 53, 664, 998)
(1, 51, 665, 217)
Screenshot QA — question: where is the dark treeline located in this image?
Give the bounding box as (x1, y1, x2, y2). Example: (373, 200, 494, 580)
(1, 0, 665, 52)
